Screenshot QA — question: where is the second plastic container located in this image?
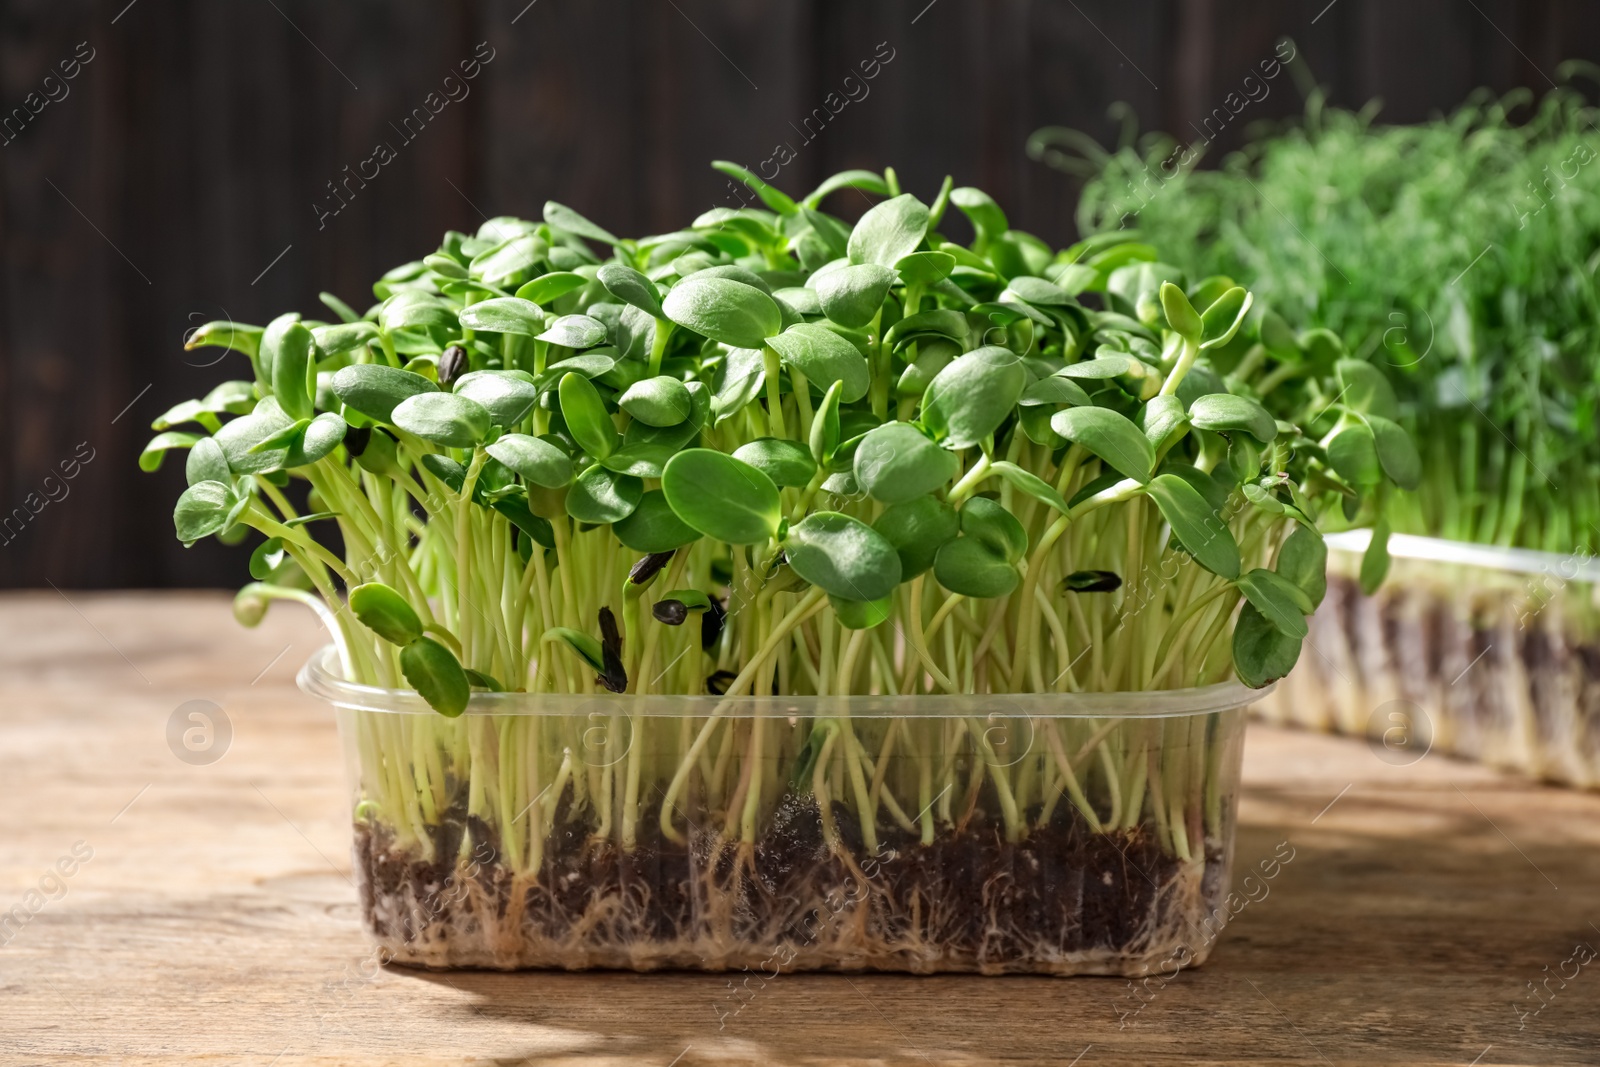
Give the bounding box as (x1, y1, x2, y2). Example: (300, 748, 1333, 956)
(1262, 530, 1600, 785)
(300, 646, 1258, 976)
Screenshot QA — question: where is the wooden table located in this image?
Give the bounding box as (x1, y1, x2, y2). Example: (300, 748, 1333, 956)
(3, 592, 1598, 1066)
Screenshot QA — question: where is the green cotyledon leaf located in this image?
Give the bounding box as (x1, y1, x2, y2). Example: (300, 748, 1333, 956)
(662, 275, 781, 349)
(853, 423, 957, 505)
(661, 449, 781, 545)
(349, 582, 423, 646)
(921, 346, 1026, 449)
(848, 194, 930, 268)
(399, 636, 470, 717)
(1232, 602, 1302, 689)
(767, 323, 870, 404)
(785, 511, 902, 602)
(1143, 472, 1240, 580)
(1050, 406, 1155, 484)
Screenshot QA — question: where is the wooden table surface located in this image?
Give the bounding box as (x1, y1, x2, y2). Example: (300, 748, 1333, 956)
(2, 591, 1598, 1067)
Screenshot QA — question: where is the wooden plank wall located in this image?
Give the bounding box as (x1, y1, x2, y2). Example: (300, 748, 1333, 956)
(3, 0, 1597, 588)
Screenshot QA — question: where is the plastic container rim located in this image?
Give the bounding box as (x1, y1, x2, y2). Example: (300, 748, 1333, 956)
(1326, 528, 1600, 581)
(297, 645, 1270, 720)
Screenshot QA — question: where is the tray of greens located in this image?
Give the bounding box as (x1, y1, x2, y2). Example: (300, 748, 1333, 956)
(1034, 72, 1600, 785)
(147, 163, 1407, 972)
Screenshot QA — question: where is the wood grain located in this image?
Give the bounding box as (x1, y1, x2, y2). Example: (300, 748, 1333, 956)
(2, 592, 1598, 1065)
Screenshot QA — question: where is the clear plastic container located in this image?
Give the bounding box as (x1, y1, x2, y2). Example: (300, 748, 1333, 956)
(300, 646, 1259, 976)
(1262, 530, 1600, 786)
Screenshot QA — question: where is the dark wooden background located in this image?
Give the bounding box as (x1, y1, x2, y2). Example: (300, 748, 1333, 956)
(4, 0, 1597, 588)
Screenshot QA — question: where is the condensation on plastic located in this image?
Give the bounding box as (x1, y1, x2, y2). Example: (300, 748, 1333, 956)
(1261, 530, 1600, 787)
(300, 646, 1262, 975)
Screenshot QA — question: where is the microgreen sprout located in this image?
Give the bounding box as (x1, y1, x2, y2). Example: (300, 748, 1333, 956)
(1039, 74, 1600, 552)
(149, 162, 1410, 972)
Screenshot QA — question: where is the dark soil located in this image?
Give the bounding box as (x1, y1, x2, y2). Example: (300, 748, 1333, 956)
(353, 794, 1222, 975)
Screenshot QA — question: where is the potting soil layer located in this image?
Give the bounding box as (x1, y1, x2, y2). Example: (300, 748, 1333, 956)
(352, 797, 1228, 976)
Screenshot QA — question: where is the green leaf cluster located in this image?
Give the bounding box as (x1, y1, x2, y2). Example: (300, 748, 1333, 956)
(1046, 79, 1600, 552)
(152, 163, 1417, 713)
